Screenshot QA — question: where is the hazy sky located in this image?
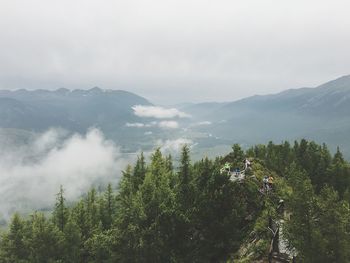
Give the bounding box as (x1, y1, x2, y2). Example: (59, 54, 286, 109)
(0, 0, 350, 103)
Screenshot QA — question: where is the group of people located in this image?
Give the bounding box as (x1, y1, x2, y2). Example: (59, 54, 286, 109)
(263, 175, 274, 192)
(220, 158, 252, 176)
(220, 160, 274, 193)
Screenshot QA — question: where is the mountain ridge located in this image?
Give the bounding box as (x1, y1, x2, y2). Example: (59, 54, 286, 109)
(0, 75, 349, 157)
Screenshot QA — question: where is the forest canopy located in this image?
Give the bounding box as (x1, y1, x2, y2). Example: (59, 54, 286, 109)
(1, 139, 350, 263)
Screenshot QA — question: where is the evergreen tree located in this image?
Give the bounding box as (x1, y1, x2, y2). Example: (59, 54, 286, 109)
(71, 201, 89, 240)
(86, 229, 113, 262)
(27, 212, 64, 262)
(0, 213, 28, 263)
(86, 187, 100, 231)
(134, 148, 175, 262)
(173, 145, 195, 261)
(112, 165, 143, 261)
(284, 164, 322, 262)
(52, 185, 69, 232)
(62, 216, 81, 263)
(132, 152, 147, 191)
(316, 186, 350, 263)
(327, 147, 350, 196)
(99, 183, 115, 230)
(229, 143, 245, 167)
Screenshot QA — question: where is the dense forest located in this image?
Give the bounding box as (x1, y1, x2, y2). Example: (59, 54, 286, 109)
(1, 139, 350, 262)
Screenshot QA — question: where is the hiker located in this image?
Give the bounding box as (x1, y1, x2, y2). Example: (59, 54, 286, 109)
(268, 176, 274, 189)
(221, 163, 231, 174)
(235, 168, 240, 176)
(244, 158, 251, 170)
(263, 176, 269, 191)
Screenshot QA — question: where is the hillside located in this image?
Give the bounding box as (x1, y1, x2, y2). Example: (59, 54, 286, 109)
(0, 88, 157, 152)
(183, 75, 350, 158)
(0, 88, 151, 132)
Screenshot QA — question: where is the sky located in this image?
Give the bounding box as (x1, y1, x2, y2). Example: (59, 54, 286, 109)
(0, 0, 350, 104)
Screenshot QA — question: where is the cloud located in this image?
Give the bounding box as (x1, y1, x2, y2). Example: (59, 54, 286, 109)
(0, 128, 130, 221)
(126, 120, 180, 129)
(1, 0, 350, 103)
(191, 121, 212, 127)
(157, 138, 193, 152)
(132, 105, 190, 119)
(126, 122, 146, 128)
(158, 121, 179, 129)
(198, 121, 212, 125)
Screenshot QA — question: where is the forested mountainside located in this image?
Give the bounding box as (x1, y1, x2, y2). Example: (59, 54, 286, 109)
(0, 88, 157, 152)
(1, 139, 350, 262)
(0, 88, 151, 132)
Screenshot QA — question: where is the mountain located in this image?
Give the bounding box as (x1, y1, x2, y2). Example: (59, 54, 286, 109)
(0, 88, 154, 151)
(0, 75, 349, 158)
(183, 75, 350, 158)
(0, 87, 151, 131)
(222, 75, 350, 117)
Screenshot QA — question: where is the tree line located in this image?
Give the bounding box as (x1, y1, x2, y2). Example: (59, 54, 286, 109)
(0, 140, 350, 262)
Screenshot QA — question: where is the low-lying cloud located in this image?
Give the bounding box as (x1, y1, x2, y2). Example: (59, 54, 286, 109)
(158, 121, 179, 129)
(126, 120, 179, 129)
(126, 122, 148, 128)
(157, 138, 193, 153)
(0, 128, 129, 221)
(191, 121, 212, 127)
(132, 105, 190, 119)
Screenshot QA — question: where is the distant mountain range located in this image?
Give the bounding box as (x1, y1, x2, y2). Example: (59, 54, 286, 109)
(182, 75, 350, 158)
(0, 75, 349, 158)
(0, 87, 151, 131)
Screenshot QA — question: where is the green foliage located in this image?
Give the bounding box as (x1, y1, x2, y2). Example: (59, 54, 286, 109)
(99, 183, 115, 230)
(62, 216, 81, 263)
(52, 185, 69, 232)
(27, 212, 64, 262)
(0, 213, 28, 263)
(1, 140, 350, 262)
(284, 165, 350, 263)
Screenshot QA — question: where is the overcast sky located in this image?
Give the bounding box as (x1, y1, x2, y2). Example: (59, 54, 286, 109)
(0, 0, 349, 104)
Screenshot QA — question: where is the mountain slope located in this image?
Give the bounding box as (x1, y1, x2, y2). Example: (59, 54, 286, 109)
(0, 88, 155, 152)
(219, 75, 350, 117)
(0, 87, 152, 132)
(185, 75, 350, 157)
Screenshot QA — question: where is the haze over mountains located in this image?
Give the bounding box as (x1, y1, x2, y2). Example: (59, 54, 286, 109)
(0, 75, 350, 158)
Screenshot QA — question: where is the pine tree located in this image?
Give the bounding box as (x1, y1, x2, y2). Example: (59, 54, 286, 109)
(62, 216, 81, 263)
(100, 183, 115, 230)
(132, 152, 147, 191)
(27, 212, 64, 262)
(0, 213, 28, 263)
(316, 186, 350, 263)
(52, 185, 69, 232)
(112, 165, 143, 261)
(327, 147, 350, 196)
(230, 143, 245, 167)
(134, 149, 175, 262)
(86, 187, 100, 231)
(284, 164, 322, 262)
